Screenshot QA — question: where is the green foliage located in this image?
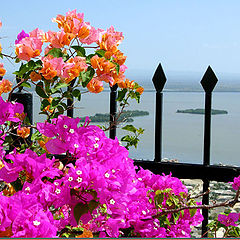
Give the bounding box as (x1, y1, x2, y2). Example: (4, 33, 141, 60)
(13, 60, 42, 79)
(121, 125, 144, 150)
(71, 45, 86, 57)
(80, 67, 95, 87)
(95, 49, 106, 57)
(45, 48, 64, 58)
(36, 82, 48, 98)
(116, 89, 128, 102)
(20, 82, 31, 88)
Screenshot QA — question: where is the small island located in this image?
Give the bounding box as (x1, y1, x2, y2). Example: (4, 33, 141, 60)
(176, 108, 228, 115)
(80, 110, 149, 123)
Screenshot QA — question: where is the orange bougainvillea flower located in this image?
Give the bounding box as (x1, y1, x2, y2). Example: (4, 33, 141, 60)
(0, 227, 13, 237)
(136, 86, 144, 95)
(45, 30, 75, 48)
(98, 26, 124, 53)
(39, 58, 58, 80)
(113, 50, 127, 66)
(87, 77, 104, 93)
(0, 160, 4, 169)
(76, 229, 93, 238)
(0, 79, 12, 95)
(0, 63, 6, 76)
(2, 183, 16, 196)
(64, 56, 88, 83)
(52, 10, 84, 36)
(42, 97, 54, 113)
(78, 24, 90, 40)
(118, 78, 135, 89)
(15, 34, 43, 61)
(30, 71, 42, 82)
(38, 135, 51, 153)
(90, 55, 115, 75)
(17, 127, 30, 139)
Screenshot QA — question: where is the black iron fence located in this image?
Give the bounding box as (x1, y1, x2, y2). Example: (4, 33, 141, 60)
(9, 64, 240, 237)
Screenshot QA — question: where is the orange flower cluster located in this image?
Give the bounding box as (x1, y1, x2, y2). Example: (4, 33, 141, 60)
(0, 79, 12, 95)
(65, 56, 88, 83)
(2, 183, 16, 196)
(118, 79, 144, 95)
(76, 229, 93, 238)
(39, 57, 58, 80)
(0, 63, 6, 76)
(42, 97, 54, 113)
(0, 227, 13, 237)
(86, 77, 104, 93)
(38, 135, 51, 153)
(45, 31, 75, 48)
(30, 71, 42, 82)
(17, 127, 30, 139)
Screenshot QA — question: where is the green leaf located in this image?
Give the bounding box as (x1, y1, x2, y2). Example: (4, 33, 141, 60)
(40, 99, 50, 111)
(20, 82, 31, 88)
(60, 102, 68, 110)
(80, 67, 95, 87)
(136, 128, 145, 134)
(189, 208, 197, 217)
(45, 48, 63, 58)
(36, 82, 48, 98)
(116, 88, 127, 102)
(57, 105, 64, 113)
(73, 203, 89, 224)
(95, 49, 106, 57)
(55, 82, 69, 90)
(72, 89, 81, 101)
(122, 124, 137, 133)
(86, 54, 95, 64)
(154, 192, 164, 207)
(88, 200, 99, 213)
(113, 62, 120, 74)
(51, 97, 60, 107)
(34, 60, 42, 70)
(31, 131, 42, 141)
(71, 45, 86, 57)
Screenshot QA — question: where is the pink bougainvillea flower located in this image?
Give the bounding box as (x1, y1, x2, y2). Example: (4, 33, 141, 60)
(15, 37, 43, 61)
(45, 30, 75, 48)
(218, 213, 239, 227)
(0, 97, 24, 125)
(15, 30, 30, 44)
(15, 28, 44, 61)
(231, 175, 240, 190)
(98, 26, 124, 53)
(0, 63, 6, 76)
(52, 9, 84, 36)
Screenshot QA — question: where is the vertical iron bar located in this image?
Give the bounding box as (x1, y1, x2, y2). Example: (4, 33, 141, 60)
(202, 92, 212, 237)
(155, 91, 163, 162)
(152, 63, 167, 162)
(67, 79, 76, 118)
(109, 84, 118, 139)
(11, 92, 33, 125)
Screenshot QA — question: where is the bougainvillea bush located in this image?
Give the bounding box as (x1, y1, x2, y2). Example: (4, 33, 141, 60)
(0, 9, 239, 238)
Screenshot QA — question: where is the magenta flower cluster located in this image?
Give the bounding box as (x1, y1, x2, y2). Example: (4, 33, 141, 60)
(0, 99, 204, 237)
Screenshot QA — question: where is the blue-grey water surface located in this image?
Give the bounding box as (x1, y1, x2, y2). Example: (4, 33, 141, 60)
(33, 91, 240, 166)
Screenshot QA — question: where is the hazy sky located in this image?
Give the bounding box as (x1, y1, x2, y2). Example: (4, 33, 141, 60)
(1, 0, 240, 78)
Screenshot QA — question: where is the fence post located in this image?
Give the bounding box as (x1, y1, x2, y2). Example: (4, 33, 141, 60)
(10, 77, 33, 126)
(67, 79, 76, 118)
(200, 66, 218, 237)
(109, 84, 118, 139)
(152, 63, 167, 162)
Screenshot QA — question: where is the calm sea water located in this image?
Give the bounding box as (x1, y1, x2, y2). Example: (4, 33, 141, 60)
(33, 91, 240, 166)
